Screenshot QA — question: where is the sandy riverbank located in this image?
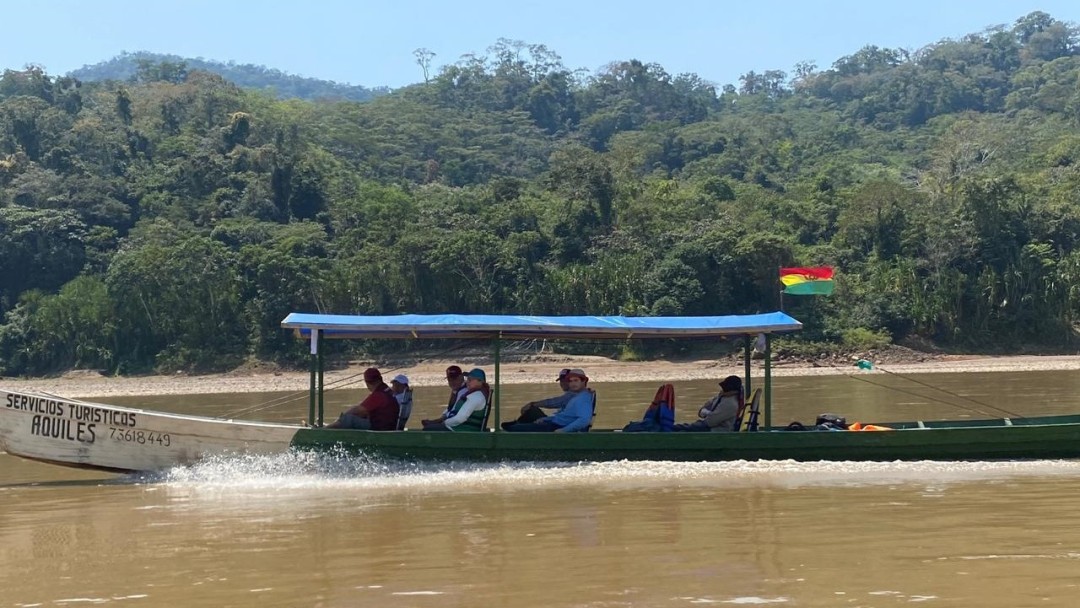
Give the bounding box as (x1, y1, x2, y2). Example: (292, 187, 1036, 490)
(4, 354, 1080, 399)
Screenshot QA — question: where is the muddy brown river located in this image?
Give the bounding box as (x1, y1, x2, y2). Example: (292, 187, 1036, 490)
(3, 371, 1080, 606)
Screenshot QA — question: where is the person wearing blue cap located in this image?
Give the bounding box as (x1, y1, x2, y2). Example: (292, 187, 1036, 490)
(422, 368, 489, 431)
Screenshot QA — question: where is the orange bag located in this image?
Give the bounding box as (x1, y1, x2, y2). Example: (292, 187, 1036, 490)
(848, 422, 893, 431)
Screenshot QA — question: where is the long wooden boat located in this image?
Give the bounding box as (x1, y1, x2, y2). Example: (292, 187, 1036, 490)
(290, 414, 1080, 462)
(0, 390, 299, 472)
(5, 387, 1080, 472)
(5, 312, 1080, 473)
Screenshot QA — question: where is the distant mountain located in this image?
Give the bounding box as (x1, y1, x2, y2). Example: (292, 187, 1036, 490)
(70, 51, 391, 102)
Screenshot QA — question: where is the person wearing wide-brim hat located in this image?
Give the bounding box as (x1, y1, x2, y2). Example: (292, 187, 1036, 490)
(501, 368, 574, 430)
(423, 368, 490, 432)
(505, 369, 594, 433)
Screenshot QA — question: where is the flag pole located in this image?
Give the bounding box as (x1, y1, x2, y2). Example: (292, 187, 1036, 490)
(778, 266, 784, 312)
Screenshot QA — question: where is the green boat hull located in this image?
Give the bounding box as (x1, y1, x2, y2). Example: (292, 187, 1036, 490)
(290, 414, 1080, 462)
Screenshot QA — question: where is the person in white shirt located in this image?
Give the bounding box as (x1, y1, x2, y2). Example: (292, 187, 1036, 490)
(391, 374, 413, 429)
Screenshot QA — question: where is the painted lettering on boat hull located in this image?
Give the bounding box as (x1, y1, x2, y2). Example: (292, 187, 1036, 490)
(30, 414, 96, 443)
(0, 390, 303, 472)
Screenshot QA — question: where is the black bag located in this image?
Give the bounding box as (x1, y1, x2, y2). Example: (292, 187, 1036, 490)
(815, 413, 848, 429)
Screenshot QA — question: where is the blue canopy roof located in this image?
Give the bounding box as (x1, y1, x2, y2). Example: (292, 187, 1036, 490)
(281, 312, 802, 340)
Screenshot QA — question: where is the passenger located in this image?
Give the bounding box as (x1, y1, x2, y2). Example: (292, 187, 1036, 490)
(391, 374, 413, 429)
(327, 367, 400, 431)
(391, 374, 413, 407)
(752, 333, 767, 360)
(420, 365, 468, 428)
(673, 375, 742, 432)
(422, 368, 489, 431)
(501, 368, 573, 430)
(505, 369, 593, 433)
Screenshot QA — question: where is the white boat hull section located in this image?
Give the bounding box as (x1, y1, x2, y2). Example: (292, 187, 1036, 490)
(0, 390, 299, 472)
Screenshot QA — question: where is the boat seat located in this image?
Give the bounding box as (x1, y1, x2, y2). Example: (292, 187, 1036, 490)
(584, 388, 598, 432)
(395, 391, 413, 431)
(621, 384, 675, 432)
(481, 389, 494, 431)
(735, 388, 762, 432)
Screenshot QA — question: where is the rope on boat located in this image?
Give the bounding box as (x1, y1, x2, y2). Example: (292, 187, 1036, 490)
(870, 364, 1023, 418)
(847, 374, 1022, 419)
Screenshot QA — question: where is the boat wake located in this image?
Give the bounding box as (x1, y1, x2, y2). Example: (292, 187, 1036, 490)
(140, 448, 1080, 495)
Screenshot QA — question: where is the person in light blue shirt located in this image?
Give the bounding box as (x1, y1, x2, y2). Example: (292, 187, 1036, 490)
(506, 369, 594, 433)
(532, 389, 573, 410)
(501, 368, 572, 430)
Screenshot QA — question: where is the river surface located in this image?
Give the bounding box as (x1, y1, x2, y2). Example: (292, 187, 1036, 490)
(4, 371, 1080, 606)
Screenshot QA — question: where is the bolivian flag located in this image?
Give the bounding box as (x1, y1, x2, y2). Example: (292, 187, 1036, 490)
(780, 266, 835, 296)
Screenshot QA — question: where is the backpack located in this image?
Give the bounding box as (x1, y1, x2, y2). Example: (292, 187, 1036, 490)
(815, 413, 848, 430)
(622, 384, 675, 432)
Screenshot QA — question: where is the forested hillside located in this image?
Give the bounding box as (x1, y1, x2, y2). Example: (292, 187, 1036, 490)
(2, 13, 1080, 375)
(71, 51, 390, 102)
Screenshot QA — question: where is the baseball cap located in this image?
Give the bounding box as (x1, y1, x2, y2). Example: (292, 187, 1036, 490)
(556, 368, 571, 381)
(466, 368, 486, 382)
(392, 374, 409, 385)
(565, 368, 588, 381)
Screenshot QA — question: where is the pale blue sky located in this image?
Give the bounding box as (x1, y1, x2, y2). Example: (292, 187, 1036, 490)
(4, 0, 1079, 89)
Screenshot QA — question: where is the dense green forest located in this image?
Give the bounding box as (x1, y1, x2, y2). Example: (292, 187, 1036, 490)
(71, 51, 390, 102)
(2, 12, 1080, 375)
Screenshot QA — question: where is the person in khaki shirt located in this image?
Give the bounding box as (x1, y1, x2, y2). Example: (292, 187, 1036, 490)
(675, 375, 743, 432)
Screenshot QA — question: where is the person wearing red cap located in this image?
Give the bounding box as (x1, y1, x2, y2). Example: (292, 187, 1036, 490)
(421, 365, 469, 428)
(327, 367, 400, 431)
(506, 369, 595, 433)
(501, 368, 574, 430)
(423, 368, 490, 431)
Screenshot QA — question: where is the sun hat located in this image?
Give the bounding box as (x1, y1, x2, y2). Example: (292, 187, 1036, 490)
(564, 368, 588, 381)
(719, 375, 742, 393)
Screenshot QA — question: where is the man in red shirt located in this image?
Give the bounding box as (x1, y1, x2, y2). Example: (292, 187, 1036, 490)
(327, 367, 400, 431)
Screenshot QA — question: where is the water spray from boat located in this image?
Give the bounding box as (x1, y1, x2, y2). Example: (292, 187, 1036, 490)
(145, 449, 1080, 495)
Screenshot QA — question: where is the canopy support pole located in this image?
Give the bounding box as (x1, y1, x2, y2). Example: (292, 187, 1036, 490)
(493, 333, 502, 432)
(743, 335, 752, 398)
(764, 333, 772, 431)
(317, 329, 325, 427)
(308, 330, 318, 427)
